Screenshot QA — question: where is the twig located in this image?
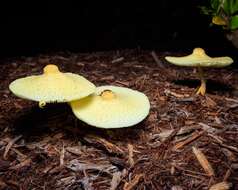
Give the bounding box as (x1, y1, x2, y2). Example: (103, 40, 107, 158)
(173, 131, 205, 151)
(192, 146, 215, 176)
(151, 51, 164, 68)
(3, 135, 22, 160)
(123, 174, 143, 190)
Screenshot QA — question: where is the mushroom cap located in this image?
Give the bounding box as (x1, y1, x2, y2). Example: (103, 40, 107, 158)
(9, 64, 95, 103)
(165, 48, 233, 67)
(70, 85, 150, 128)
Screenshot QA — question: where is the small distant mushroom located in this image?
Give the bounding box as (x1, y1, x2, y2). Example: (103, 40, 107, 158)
(70, 86, 150, 128)
(9, 64, 95, 107)
(165, 48, 233, 95)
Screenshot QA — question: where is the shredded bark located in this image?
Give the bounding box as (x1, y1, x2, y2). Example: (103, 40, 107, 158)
(0, 49, 237, 189)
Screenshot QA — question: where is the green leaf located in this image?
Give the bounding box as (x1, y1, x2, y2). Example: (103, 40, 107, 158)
(223, 0, 231, 15)
(199, 6, 213, 15)
(230, 0, 238, 15)
(230, 15, 238, 29)
(223, 0, 238, 15)
(211, 0, 220, 10)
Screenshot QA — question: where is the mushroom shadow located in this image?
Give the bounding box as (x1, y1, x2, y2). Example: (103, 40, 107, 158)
(173, 79, 234, 93)
(12, 103, 142, 142)
(12, 104, 73, 140)
(70, 119, 143, 142)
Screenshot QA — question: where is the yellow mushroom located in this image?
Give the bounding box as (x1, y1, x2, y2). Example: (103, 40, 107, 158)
(165, 48, 233, 95)
(9, 64, 95, 107)
(70, 85, 150, 128)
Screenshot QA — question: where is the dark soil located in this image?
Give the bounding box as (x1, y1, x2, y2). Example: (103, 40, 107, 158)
(0, 49, 238, 190)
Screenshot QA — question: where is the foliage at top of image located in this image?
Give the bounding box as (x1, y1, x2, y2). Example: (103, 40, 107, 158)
(200, 0, 238, 30)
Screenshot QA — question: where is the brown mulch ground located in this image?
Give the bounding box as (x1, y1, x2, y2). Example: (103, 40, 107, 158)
(0, 49, 238, 190)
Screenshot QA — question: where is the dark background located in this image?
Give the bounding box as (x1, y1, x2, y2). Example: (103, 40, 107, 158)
(0, 1, 236, 58)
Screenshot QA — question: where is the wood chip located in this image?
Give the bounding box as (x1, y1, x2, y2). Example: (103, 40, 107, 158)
(223, 169, 231, 181)
(198, 122, 216, 133)
(84, 135, 124, 156)
(11, 148, 27, 161)
(225, 98, 238, 103)
(176, 97, 195, 102)
(172, 186, 183, 190)
(221, 148, 237, 162)
(111, 57, 124, 63)
(0, 180, 7, 189)
(173, 131, 205, 151)
(115, 80, 130, 87)
(9, 158, 31, 170)
(99, 75, 115, 81)
(177, 125, 200, 136)
(128, 144, 134, 167)
(231, 163, 238, 169)
(53, 132, 64, 139)
(66, 146, 82, 156)
(157, 129, 174, 140)
(209, 134, 238, 153)
(205, 96, 217, 107)
(42, 165, 54, 174)
(123, 174, 143, 190)
(60, 145, 65, 167)
(209, 181, 231, 190)
(192, 146, 215, 176)
(110, 169, 127, 190)
(0, 159, 10, 171)
(67, 159, 118, 175)
(151, 51, 164, 68)
(56, 176, 76, 187)
(3, 135, 22, 160)
(164, 89, 189, 98)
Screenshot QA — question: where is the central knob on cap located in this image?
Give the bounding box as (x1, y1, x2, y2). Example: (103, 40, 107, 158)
(43, 64, 60, 74)
(100, 90, 116, 100)
(193, 48, 205, 56)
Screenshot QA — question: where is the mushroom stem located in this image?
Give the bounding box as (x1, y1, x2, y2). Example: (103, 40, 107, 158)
(196, 67, 206, 96)
(39, 101, 46, 108)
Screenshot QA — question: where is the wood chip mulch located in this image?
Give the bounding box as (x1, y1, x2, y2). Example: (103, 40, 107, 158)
(0, 49, 237, 190)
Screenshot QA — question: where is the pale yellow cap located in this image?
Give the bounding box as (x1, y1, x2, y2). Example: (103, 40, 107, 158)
(70, 85, 150, 128)
(9, 64, 96, 104)
(165, 48, 233, 67)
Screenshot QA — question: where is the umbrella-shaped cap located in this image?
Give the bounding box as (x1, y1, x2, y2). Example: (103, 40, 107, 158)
(70, 85, 150, 128)
(9, 64, 95, 104)
(165, 48, 233, 67)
